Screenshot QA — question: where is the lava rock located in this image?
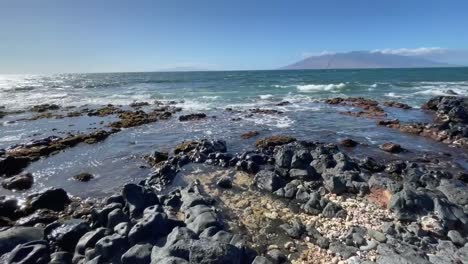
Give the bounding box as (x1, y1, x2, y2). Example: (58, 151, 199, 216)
(280, 219, 305, 239)
(254, 170, 286, 192)
(380, 142, 404, 153)
(121, 243, 152, 264)
(0, 156, 31, 177)
(341, 138, 359, 147)
(75, 227, 108, 256)
(1, 172, 34, 190)
(216, 176, 233, 189)
(72, 172, 94, 182)
(122, 183, 159, 218)
(27, 188, 71, 211)
(179, 113, 207, 121)
(4, 240, 50, 264)
(95, 233, 129, 262)
(46, 219, 90, 252)
(0, 227, 44, 256)
(128, 212, 168, 244)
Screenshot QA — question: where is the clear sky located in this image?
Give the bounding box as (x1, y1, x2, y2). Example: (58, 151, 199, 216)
(1, 0, 467, 73)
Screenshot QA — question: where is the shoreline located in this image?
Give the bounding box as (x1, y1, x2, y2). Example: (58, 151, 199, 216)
(0, 95, 468, 263)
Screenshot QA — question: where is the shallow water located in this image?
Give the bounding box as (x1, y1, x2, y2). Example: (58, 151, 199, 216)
(1, 68, 468, 198)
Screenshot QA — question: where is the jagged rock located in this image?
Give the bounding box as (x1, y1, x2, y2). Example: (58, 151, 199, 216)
(438, 179, 468, 207)
(254, 170, 286, 192)
(179, 113, 207, 121)
(280, 219, 305, 238)
(388, 187, 434, 221)
(122, 183, 159, 218)
(322, 202, 344, 218)
(324, 176, 347, 194)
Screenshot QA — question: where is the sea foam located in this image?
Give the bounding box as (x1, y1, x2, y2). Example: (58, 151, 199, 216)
(297, 83, 346, 92)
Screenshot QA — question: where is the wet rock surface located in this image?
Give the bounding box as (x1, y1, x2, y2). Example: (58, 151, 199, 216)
(379, 96, 468, 148)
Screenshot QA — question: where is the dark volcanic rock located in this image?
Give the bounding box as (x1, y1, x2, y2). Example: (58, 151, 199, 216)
(340, 138, 359, 147)
(46, 219, 90, 252)
(72, 172, 94, 182)
(380, 142, 404, 153)
(255, 135, 296, 149)
(31, 103, 60, 112)
(179, 113, 207, 121)
(27, 188, 71, 211)
(121, 243, 152, 264)
(4, 240, 50, 264)
(241, 131, 259, 139)
(1, 172, 34, 190)
(0, 156, 31, 177)
(0, 226, 44, 256)
(128, 212, 168, 244)
(216, 176, 233, 189)
(122, 183, 159, 218)
(254, 170, 286, 192)
(74, 227, 108, 256)
(388, 187, 434, 221)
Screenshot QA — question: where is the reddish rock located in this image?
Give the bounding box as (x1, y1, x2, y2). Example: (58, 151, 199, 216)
(241, 131, 259, 139)
(340, 138, 359, 148)
(255, 135, 296, 149)
(379, 142, 404, 153)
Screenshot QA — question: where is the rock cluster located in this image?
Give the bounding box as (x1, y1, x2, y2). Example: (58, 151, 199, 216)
(379, 96, 468, 148)
(325, 97, 387, 118)
(0, 177, 256, 263)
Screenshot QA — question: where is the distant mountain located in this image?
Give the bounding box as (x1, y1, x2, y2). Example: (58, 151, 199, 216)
(282, 51, 453, 70)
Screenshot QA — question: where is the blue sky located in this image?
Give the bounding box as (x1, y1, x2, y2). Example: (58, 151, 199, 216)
(0, 0, 467, 73)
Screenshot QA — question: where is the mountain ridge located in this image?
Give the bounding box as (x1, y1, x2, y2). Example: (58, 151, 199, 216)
(282, 51, 453, 70)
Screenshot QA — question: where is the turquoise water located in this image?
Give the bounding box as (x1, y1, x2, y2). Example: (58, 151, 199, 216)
(1, 68, 467, 198)
(1, 68, 468, 111)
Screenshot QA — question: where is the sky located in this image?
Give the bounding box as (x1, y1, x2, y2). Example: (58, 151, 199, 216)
(0, 0, 467, 74)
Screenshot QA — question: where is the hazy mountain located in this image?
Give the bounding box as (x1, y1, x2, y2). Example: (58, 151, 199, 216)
(282, 51, 452, 70)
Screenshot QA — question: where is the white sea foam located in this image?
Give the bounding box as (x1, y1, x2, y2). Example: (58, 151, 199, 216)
(201, 95, 220, 100)
(297, 83, 346, 92)
(246, 115, 294, 128)
(385, 92, 403, 98)
(259, 94, 274, 100)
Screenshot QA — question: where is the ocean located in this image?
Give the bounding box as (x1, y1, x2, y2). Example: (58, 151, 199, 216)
(1, 67, 468, 198)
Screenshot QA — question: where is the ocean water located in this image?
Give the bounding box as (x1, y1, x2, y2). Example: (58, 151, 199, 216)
(1, 68, 468, 198)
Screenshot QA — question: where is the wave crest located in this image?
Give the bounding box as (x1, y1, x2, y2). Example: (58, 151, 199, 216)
(297, 83, 346, 92)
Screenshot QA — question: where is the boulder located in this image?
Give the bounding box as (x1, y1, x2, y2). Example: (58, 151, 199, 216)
(75, 227, 108, 256)
(1, 172, 34, 190)
(122, 183, 159, 218)
(255, 136, 296, 149)
(122, 243, 152, 264)
(27, 188, 71, 211)
(0, 156, 30, 177)
(388, 187, 434, 221)
(128, 212, 168, 244)
(254, 170, 286, 192)
(46, 219, 90, 252)
(4, 240, 50, 264)
(72, 172, 94, 182)
(379, 142, 404, 153)
(95, 233, 129, 263)
(438, 179, 468, 207)
(0, 227, 44, 256)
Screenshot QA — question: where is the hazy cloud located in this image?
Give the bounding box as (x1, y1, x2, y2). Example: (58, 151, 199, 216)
(301, 51, 336, 58)
(371, 47, 447, 56)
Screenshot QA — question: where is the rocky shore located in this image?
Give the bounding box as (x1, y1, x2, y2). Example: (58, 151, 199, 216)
(0, 96, 468, 263)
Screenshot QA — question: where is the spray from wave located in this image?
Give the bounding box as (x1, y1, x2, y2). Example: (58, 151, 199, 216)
(297, 83, 347, 92)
